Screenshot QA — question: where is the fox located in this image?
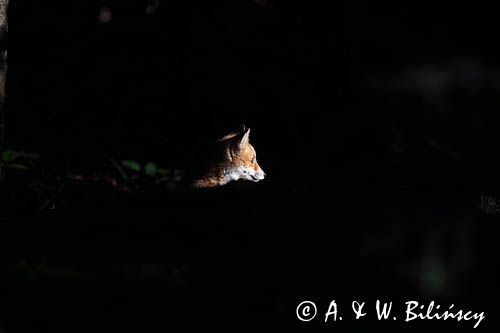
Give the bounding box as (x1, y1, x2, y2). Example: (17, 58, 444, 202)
(186, 125, 266, 188)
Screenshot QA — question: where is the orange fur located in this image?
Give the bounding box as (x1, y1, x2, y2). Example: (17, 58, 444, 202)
(190, 126, 265, 188)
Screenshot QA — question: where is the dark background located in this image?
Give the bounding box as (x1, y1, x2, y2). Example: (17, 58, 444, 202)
(2, 1, 499, 332)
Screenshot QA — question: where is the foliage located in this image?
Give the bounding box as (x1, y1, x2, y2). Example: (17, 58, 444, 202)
(144, 162, 157, 176)
(0, 148, 39, 170)
(121, 160, 142, 172)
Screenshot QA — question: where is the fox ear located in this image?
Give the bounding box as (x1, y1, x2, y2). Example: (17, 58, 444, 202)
(238, 127, 251, 149)
(229, 127, 250, 154)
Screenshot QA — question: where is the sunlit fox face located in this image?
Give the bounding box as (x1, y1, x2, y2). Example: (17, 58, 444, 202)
(220, 127, 266, 184)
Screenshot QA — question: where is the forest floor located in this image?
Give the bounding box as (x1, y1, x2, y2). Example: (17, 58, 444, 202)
(1, 154, 498, 332)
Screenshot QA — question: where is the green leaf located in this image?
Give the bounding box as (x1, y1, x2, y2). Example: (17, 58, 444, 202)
(8, 163, 29, 170)
(144, 162, 157, 177)
(2, 150, 20, 162)
(157, 168, 171, 176)
(121, 160, 141, 172)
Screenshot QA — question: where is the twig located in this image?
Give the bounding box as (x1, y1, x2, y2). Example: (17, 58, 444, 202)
(106, 154, 128, 181)
(0, 0, 8, 183)
(38, 182, 66, 214)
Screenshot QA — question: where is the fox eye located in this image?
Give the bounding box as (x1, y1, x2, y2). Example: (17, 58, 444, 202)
(251, 157, 255, 164)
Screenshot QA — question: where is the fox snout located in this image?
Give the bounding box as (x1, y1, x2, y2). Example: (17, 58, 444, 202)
(229, 164, 265, 183)
(252, 164, 265, 182)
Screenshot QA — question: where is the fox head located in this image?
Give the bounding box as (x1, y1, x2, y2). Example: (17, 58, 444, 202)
(189, 125, 266, 188)
(217, 125, 266, 185)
